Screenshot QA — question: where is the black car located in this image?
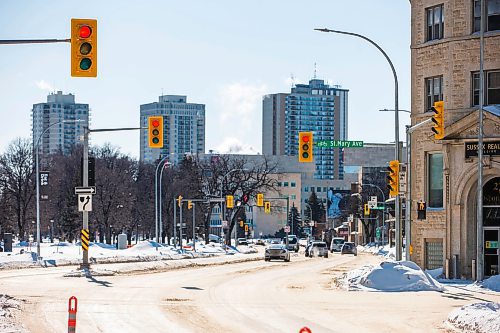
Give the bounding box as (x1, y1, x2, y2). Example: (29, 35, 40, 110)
(341, 242, 357, 256)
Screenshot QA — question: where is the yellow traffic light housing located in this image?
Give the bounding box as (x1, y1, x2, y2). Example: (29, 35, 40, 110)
(177, 195, 183, 207)
(431, 101, 444, 140)
(257, 193, 264, 207)
(226, 195, 234, 209)
(239, 220, 244, 228)
(387, 160, 399, 197)
(187, 200, 193, 210)
(71, 18, 97, 77)
(148, 116, 163, 148)
(298, 132, 313, 163)
(264, 201, 271, 213)
(364, 204, 370, 216)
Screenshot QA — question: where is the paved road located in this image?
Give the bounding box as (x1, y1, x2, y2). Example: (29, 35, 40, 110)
(1, 251, 499, 333)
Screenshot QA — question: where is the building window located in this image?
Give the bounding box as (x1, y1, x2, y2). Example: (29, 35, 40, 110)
(425, 239, 443, 269)
(316, 187, 321, 192)
(304, 187, 309, 192)
(426, 4, 444, 41)
(474, 0, 500, 32)
(283, 182, 289, 187)
(425, 76, 443, 111)
(291, 194, 296, 200)
(472, 70, 500, 106)
(291, 182, 296, 187)
(428, 153, 443, 208)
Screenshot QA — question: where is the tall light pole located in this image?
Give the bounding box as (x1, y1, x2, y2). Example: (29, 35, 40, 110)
(476, 0, 486, 282)
(154, 155, 169, 248)
(315, 28, 401, 260)
(35, 119, 81, 259)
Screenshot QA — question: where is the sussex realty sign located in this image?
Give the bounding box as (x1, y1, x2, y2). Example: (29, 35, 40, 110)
(465, 141, 500, 158)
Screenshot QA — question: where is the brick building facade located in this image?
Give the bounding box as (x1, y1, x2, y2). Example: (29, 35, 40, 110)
(410, 0, 500, 278)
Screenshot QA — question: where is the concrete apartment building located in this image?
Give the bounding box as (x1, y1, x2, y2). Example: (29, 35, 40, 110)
(410, 0, 500, 278)
(139, 95, 205, 164)
(32, 91, 89, 157)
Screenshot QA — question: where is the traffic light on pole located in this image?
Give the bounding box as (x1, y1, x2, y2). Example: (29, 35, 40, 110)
(431, 101, 444, 140)
(187, 200, 193, 210)
(71, 19, 97, 77)
(239, 220, 244, 228)
(226, 195, 234, 209)
(257, 193, 264, 207)
(242, 194, 249, 204)
(177, 195, 183, 207)
(264, 201, 271, 213)
(298, 132, 313, 163)
(364, 204, 370, 216)
(387, 160, 399, 197)
(148, 116, 163, 148)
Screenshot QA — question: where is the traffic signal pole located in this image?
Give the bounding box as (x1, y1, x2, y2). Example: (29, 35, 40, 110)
(81, 127, 90, 270)
(79, 126, 143, 269)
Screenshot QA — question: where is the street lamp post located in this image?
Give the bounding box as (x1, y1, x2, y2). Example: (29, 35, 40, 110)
(154, 156, 170, 248)
(315, 28, 401, 260)
(35, 119, 81, 259)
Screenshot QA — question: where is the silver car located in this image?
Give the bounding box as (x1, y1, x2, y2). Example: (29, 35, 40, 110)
(265, 244, 290, 262)
(306, 241, 329, 258)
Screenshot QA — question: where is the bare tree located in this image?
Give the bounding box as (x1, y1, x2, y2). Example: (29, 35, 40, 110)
(92, 144, 135, 244)
(0, 138, 35, 241)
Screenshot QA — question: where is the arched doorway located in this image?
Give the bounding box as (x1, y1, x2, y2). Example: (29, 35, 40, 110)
(484, 177, 500, 276)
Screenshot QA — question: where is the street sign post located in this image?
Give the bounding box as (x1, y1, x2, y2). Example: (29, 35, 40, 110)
(284, 226, 290, 233)
(74, 186, 96, 195)
(78, 194, 92, 212)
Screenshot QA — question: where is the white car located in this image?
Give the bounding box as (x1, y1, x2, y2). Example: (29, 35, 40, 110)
(265, 244, 290, 262)
(306, 241, 329, 258)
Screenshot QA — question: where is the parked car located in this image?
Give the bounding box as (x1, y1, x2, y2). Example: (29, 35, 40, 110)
(330, 237, 346, 253)
(283, 235, 300, 252)
(305, 241, 329, 258)
(256, 239, 266, 246)
(209, 234, 222, 243)
(341, 242, 357, 256)
(237, 238, 249, 246)
(270, 238, 281, 244)
(265, 244, 290, 262)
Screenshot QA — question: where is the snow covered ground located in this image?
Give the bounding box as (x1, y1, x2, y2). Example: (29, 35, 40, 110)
(0, 240, 257, 269)
(446, 302, 500, 333)
(0, 294, 27, 333)
(336, 260, 445, 292)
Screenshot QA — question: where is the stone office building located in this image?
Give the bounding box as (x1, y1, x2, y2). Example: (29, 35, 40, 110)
(410, 0, 500, 278)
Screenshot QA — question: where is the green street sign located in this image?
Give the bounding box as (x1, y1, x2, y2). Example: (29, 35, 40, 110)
(376, 228, 381, 238)
(371, 206, 385, 210)
(316, 140, 364, 148)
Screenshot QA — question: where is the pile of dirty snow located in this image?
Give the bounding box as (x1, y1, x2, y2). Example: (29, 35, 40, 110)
(446, 302, 500, 333)
(338, 261, 445, 292)
(479, 275, 500, 292)
(0, 294, 27, 333)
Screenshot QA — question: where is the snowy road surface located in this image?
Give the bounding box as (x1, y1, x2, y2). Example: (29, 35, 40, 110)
(1, 252, 499, 332)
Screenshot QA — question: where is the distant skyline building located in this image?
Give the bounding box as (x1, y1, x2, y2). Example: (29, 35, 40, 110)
(32, 91, 89, 157)
(262, 79, 349, 180)
(139, 95, 205, 164)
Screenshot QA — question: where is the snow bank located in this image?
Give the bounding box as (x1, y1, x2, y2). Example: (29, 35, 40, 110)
(426, 267, 444, 279)
(339, 260, 445, 292)
(480, 275, 500, 292)
(0, 294, 28, 333)
(446, 302, 500, 333)
(0, 240, 257, 269)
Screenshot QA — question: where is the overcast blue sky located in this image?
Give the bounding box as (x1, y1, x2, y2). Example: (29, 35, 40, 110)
(0, 0, 411, 158)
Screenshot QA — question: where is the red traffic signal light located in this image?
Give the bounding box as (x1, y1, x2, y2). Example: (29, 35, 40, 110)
(299, 132, 313, 163)
(71, 19, 97, 77)
(148, 116, 163, 148)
